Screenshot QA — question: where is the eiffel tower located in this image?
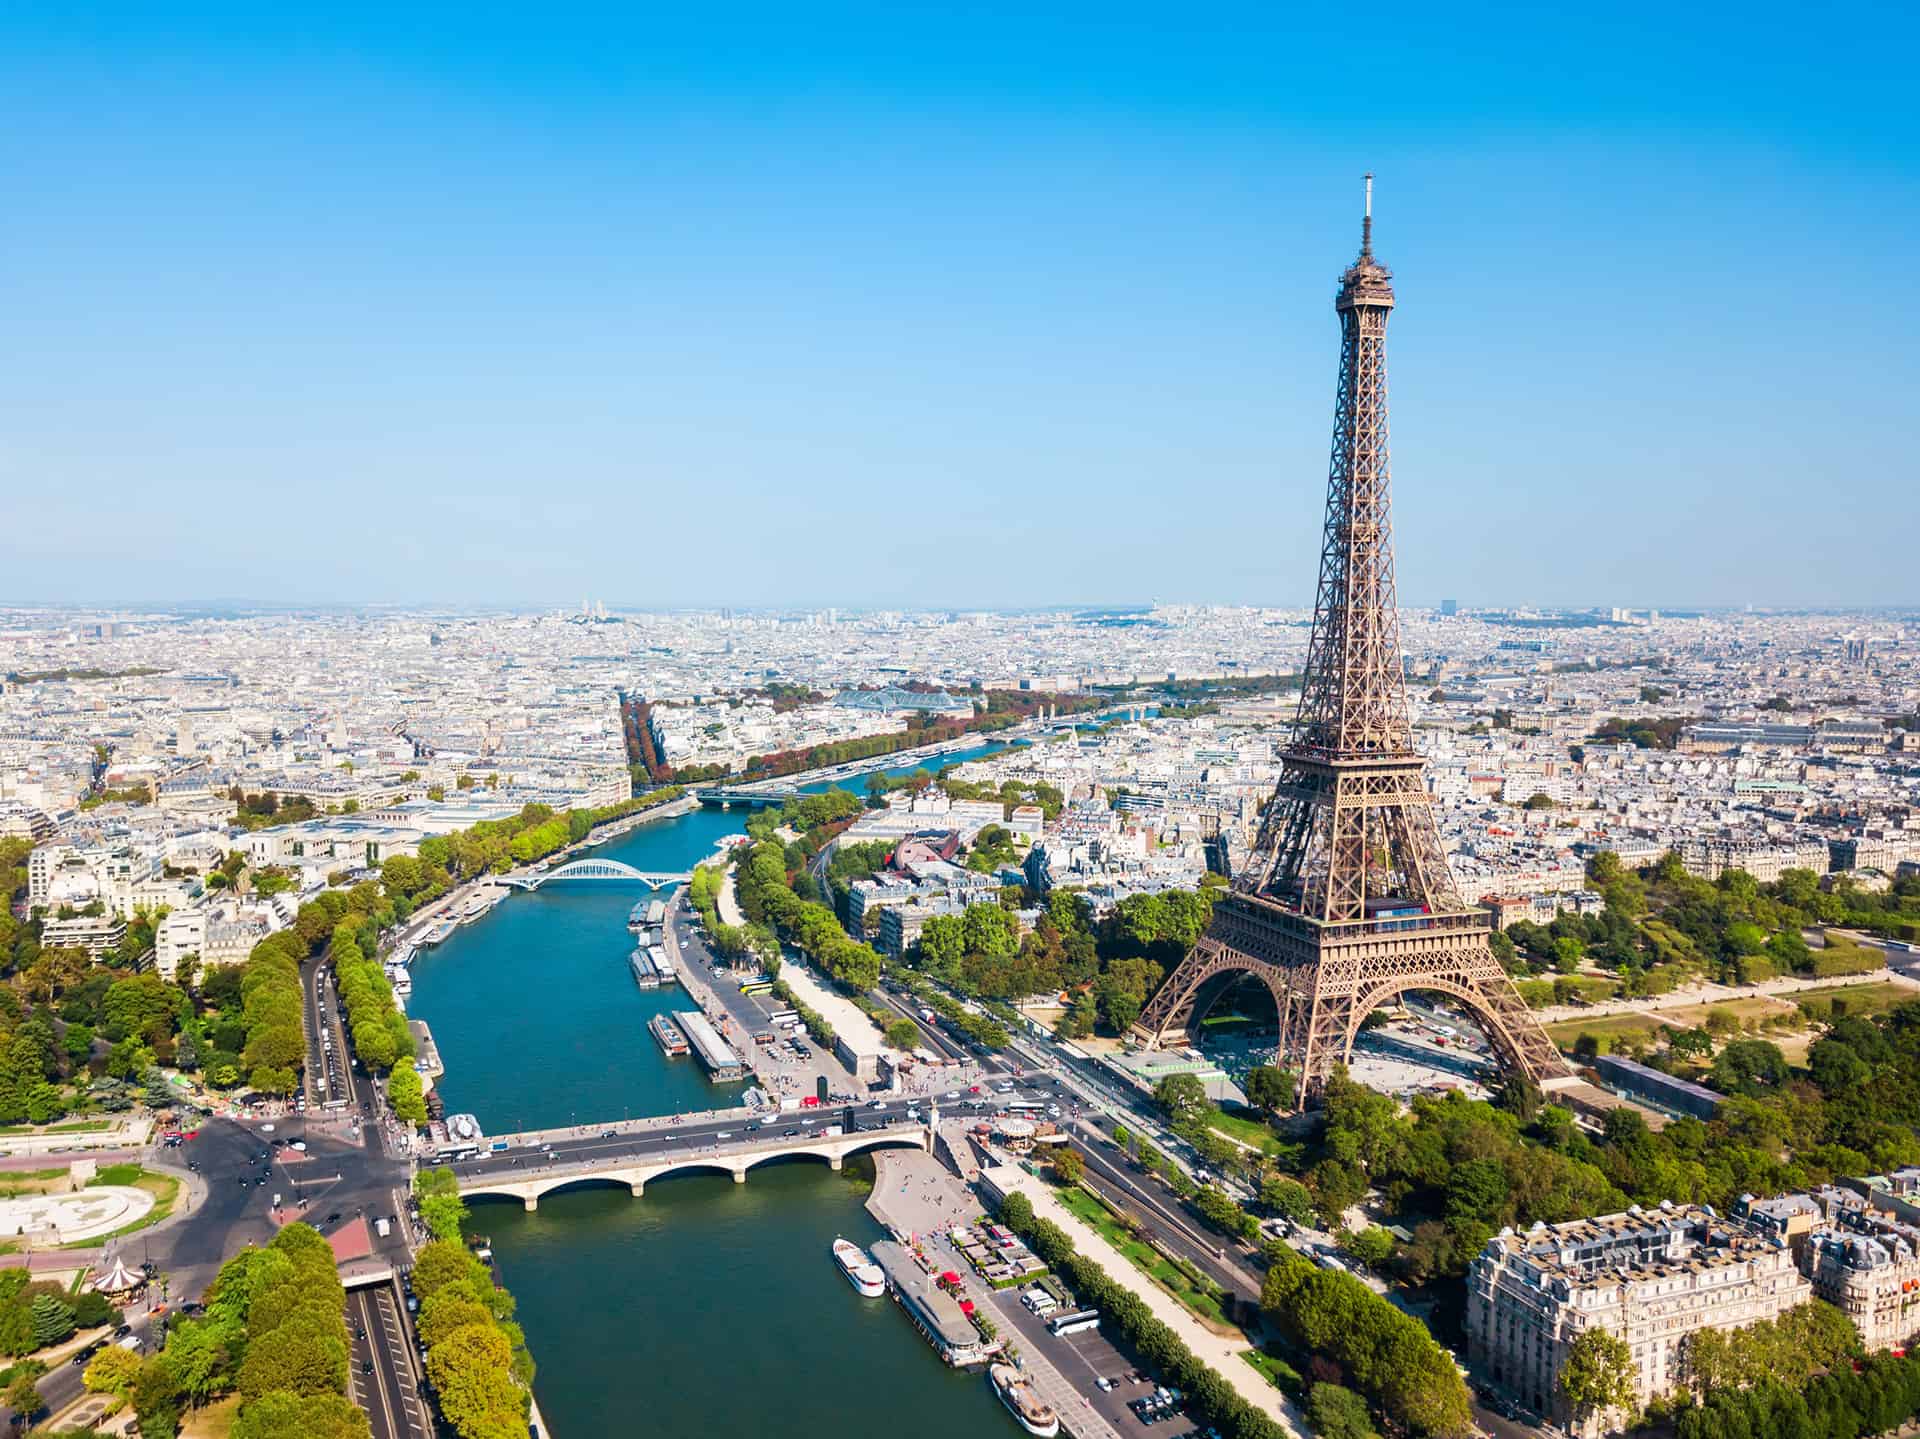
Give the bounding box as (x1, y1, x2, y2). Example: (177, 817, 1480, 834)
(1134, 179, 1568, 1107)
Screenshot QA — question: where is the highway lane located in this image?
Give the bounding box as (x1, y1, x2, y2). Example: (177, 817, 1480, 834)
(349, 1281, 430, 1439)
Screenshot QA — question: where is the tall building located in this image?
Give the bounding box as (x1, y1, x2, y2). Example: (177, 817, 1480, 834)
(1136, 178, 1565, 1106)
(1467, 1204, 1811, 1430)
(1440, 598, 1458, 617)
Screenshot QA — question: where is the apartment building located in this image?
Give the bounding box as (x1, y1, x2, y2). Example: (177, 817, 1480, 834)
(1466, 1203, 1811, 1430)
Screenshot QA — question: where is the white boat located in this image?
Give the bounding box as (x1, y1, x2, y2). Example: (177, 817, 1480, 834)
(832, 1239, 886, 1299)
(989, 1362, 1060, 1438)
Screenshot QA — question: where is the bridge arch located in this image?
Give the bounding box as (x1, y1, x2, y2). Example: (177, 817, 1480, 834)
(738, 1133, 925, 1176)
(1137, 938, 1299, 1048)
(1343, 976, 1528, 1083)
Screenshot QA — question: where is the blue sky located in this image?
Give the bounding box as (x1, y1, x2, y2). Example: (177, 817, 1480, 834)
(3, 2, 1914, 610)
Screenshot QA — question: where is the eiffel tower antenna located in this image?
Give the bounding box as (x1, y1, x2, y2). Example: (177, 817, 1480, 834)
(1135, 181, 1568, 1108)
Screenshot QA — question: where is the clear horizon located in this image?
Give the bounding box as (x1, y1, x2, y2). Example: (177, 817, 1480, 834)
(5, 2, 1914, 610)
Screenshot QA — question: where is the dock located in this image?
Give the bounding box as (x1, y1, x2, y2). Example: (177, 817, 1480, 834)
(675, 1010, 745, 1081)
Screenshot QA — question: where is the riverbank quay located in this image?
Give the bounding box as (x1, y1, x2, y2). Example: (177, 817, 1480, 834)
(983, 1165, 1306, 1438)
(866, 1149, 1122, 1439)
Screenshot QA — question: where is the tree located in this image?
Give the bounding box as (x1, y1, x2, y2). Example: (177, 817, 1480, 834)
(1561, 1328, 1635, 1424)
(1711, 1038, 1790, 1096)
(1307, 1382, 1378, 1439)
(1243, 1065, 1295, 1115)
(426, 1322, 524, 1439)
(235, 1306, 348, 1399)
(232, 1391, 371, 1439)
(883, 1018, 920, 1051)
(388, 1064, 428, 1126)
(29, 1292, 75, 1347)
(3, 1368, 40, 1418)
(1153, 1072, 1208, 1125)
(83, 1344, 142, 1401)
(417, 1292, 495, 1350)
(1260, 1174, 1314, 1223)
(1051, 1146, 1085, 1186)
(72, 1290, 114, 1330)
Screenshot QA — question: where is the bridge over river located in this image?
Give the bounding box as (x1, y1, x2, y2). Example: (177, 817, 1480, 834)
(447, 1114, 931, 1209)
(497, 858, 693, 891)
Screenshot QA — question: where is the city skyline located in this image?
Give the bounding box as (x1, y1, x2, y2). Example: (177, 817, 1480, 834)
(5, 3, 1915, 609)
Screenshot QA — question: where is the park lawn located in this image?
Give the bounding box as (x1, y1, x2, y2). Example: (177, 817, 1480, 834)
(0, 1168, 77, 1199)
(1544, 1013, 1663, 1051)
(1649, 996, 1797, 1031)
(0, 1120, 113, 1136)
(1055, 1184, 1237, 1332)
(1794, 981, 1917, 1022)
(1206, 1109, 1282, 1156)
(181, 1393, 241, 1439)
(1241, 1347, 1304, 1395)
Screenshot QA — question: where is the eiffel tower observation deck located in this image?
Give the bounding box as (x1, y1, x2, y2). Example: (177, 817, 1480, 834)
(1136, 179, 1569, 1108)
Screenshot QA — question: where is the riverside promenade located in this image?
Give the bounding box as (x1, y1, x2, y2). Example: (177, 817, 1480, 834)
(986, 1164, 1307, 1439)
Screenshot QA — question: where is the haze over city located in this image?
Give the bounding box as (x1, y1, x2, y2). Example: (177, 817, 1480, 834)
(5, 2, 1915, 609)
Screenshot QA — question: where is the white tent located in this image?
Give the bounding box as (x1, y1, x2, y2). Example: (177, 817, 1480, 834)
(89, 1255, 142, 1293)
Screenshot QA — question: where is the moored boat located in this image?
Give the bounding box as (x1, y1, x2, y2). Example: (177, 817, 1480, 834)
(832, 1238, 886, 1299)
(629, 948, 662, 988)
(649, 1014, 690, 1056)
(989, 1362, 1060, 1437)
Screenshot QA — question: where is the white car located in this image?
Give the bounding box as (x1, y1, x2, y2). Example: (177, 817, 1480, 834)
(868, 1100, 887, 1110)
(943, 1091, 961, 1100)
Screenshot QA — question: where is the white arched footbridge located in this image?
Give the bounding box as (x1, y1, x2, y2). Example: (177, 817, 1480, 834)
(448, 1120, 930, 1209)
(499, 858, 692, 891)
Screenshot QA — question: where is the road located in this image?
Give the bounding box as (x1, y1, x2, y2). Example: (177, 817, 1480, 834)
(349, 1280, 432, 1439)
(304, 956, 357, 1111)
(445, 1109, 929, 1185)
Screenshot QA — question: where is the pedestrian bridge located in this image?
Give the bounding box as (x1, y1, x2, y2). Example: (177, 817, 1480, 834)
(693, 787, 799, 809)
(450, 1122, 930, 1210)
(499, 858, 692, 890)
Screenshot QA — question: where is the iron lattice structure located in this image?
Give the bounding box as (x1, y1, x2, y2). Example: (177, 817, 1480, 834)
(1136, 181, 1568, 1105)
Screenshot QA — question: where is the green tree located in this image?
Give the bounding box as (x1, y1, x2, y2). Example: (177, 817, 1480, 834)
(388, 1064, 428, 1126)
(3, 1368, 40, 1418)
(28, 1292, 74, 1347)
(883, 1018, 920, 1051)
(83, 1344, 142, 1401)
(1051, 1146, 1085, 1186)
(1153, 1072, 1208, 1125)
(426, 1322, 524, 1439)
(232, 1391, 371, 1439)
(235, 1306, 348, 1399)
(1307, 1382, 1379, 1439)
(1560, 1328, 1635, 1424)
(1243, 1065, 1295, 1115)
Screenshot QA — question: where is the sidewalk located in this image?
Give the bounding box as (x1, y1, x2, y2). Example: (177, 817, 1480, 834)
(990, 1166, 1307, 1439)
(1532, 966, 1920, 1023)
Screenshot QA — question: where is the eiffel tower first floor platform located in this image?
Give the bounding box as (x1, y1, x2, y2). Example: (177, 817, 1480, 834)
(1132, 890, 1573, 1109)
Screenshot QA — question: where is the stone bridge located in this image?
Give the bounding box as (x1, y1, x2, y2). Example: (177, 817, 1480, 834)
(452, 1123, 931, 1210)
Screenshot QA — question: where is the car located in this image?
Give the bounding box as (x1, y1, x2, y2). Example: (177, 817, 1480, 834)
(782, 1127, 799, 1137)
(715, 1131, 733, 1139)
(327, 1211, 342, 1223)
(290, 1141, 307, 1152)
(362, 1359, 375, 1375)
(601, 1130, 618, 1139)
(868, 1100, 886, 1110)
(1096, 1377, 1114, 1392)
(745, 1121, 762, 1131)
(943, 1090, 961, 1100)
(114, 1324, 132, 1337)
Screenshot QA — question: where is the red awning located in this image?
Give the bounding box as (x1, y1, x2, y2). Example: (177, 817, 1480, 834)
(941, 1271, 960, 1284)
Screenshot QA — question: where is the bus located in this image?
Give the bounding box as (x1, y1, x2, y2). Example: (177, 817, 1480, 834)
(1048, 1310, 1100, 1337)
(770, 1009, 799, 1025)
(1007, 1100, 1047, 1116)
(739, 980, 774, 996)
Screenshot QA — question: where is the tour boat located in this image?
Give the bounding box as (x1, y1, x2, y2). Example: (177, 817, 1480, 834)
(989, 1362, 1060, 1437)
(832, 1238, 886, 1299)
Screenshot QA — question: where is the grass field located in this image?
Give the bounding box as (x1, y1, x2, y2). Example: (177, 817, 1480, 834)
(1647, 997, 1797, 1030)
(1242, 1347, 1305, 1394)
(1206, 1109, 1282, 1155)
(1054, 1183, 1236, 1331)
(1544, 1013, 1664, 1050)
(0, 1120, 113, 1137)
(1793, 981, 1917, 1022)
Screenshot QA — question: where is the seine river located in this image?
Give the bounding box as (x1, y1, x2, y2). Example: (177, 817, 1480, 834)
(407, 745, 1012, 1436)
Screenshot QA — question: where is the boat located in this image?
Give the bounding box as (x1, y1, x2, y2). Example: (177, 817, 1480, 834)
(649, 1014, 690, 1057)
(628, 948, 662, 989)
(832, 1239, 886, 1299)
(627, 901, 648, 933)
(648, 945, 677, 985)
(989, 1362, 1060, 1437)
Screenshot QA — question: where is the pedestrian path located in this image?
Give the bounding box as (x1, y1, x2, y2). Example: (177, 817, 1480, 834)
(989, 1166, 1307, 1439)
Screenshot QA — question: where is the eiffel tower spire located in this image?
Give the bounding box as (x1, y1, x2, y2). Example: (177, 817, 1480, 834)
(1136, 180, 1568, 1106)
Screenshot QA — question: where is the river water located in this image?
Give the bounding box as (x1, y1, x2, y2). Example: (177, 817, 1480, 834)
(407, 744, 1012, 1437)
